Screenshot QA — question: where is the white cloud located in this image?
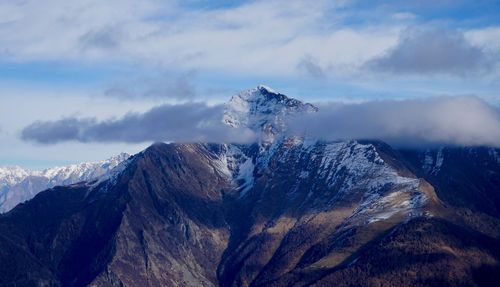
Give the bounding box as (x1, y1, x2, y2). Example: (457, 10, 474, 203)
(0, 0, 399, 76)
(1, 1, 499, 79)
(289, 96, 500, 147)
(466, 27, 500, 52)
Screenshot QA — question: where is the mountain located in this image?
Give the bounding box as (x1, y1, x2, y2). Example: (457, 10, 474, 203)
(223, 85, 317, 145)
(400, 147, 500, 217)
(0, 153, 130, 213)
(0, 86, 499, 286)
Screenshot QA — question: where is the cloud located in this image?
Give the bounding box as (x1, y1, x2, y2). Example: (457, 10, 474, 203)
(391, 12, 417, 21)
(21, 103, 256, 144)
(297, 55, 326, 78)
(0, 0, 397, 76)
(2, 1, 499, 80)
(20, 94, 500, 148)
(367, 28, 493, 75)
(287, 96, 500, 147)
(104, 71, 197, 100)
(21, 118, 89, 144)
(79, 26, 122, 50)
(466, 27, 500, 52)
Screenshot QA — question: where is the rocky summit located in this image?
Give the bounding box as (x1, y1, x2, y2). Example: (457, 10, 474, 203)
(0, 87, 499, 287)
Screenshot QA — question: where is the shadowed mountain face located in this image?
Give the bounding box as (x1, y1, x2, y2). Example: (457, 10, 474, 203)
(0, 143, 233, 286)
(0, 87, 499, 286)
(400, 147, 500, 217)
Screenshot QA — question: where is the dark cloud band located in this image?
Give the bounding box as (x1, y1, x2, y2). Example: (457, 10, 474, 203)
(20, 96, 500, 148)
(21, 103, 256, 144)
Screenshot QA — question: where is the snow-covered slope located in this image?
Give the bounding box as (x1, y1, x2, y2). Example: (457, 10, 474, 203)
(219, 86, 437, 226)
(0, 166, 30, 189)
(0, 153, 130, 213)
(217, 139, 434, 227)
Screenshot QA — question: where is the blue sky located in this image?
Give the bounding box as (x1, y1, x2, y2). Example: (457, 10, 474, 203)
(1, 0, 500, 168)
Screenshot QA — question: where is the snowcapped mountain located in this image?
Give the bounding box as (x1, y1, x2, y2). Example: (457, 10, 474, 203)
(0, 153, 130, 212)
(0, 166, 30, 188)
(221, 86, 434, 226)
(0, 86, 498, 286)
(223, 85, 317, 145)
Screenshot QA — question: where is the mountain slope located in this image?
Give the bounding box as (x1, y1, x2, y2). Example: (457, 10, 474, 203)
(400, 147, 500, 217)
(1, 140, 499, 287)
(0, 143, 232, 286)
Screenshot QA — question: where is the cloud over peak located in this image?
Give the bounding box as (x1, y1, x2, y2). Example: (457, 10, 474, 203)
(20, 88, 500, 148)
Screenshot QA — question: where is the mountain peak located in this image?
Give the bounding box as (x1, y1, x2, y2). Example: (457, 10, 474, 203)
(223, 86, 317, 143)
(256, 84, 278, 94)
(232, 85, 294, 103)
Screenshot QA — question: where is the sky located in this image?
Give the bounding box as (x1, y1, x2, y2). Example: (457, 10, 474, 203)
(1, 0, 500, 169)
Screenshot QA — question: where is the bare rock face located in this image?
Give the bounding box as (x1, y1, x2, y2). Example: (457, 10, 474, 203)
(0, 87, 499, 286)
(88, 144, 232, 287)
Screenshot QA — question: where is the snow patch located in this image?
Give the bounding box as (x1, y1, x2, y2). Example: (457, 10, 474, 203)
(89, 155, 134, 192)
(422, 148, 445, 175)
(236, 157, 255, 197)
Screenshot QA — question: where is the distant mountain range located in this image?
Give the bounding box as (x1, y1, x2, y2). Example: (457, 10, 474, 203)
(0, 86, 499, 286)
(0, 153, 130, 213)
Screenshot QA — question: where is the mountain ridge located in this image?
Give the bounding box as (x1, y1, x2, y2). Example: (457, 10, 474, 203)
(0, 153, 130, 213)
